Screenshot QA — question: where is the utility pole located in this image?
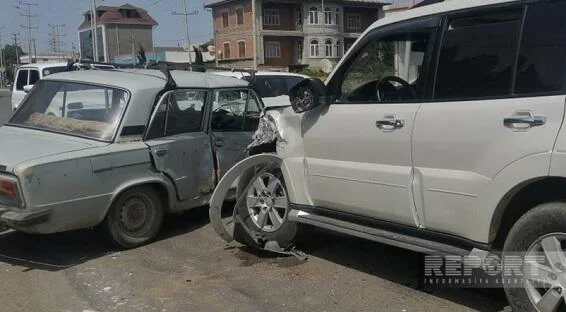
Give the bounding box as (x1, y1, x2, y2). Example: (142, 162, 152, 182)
(15, 1, 39, 64)
(252, 0, 257, 70)
(0, 27, 5, 88)
(32, 38, 36, 61)
(129, 35, 135, 65)
(90, 0, 99, 61)
(48, 24, 66, 53)
(12, 33, 21, 66)
(172, 0, 198, 67)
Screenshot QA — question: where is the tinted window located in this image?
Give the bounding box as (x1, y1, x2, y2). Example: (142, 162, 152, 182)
(16, 70, 28, 91)
(434, 9, 522, 100)
(515, 1, 566, 94)
(43, 66, 68, 76)
(29, 70, 39, 85)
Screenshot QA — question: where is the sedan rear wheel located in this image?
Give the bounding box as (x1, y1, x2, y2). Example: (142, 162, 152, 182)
(104, 186, 163, 249)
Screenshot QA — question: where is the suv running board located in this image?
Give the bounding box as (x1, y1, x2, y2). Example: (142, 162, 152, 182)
(288, 209, 476, 256)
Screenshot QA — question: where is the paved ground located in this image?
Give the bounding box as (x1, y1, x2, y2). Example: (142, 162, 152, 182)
(0, 207, 510, 312)
(0, 89, 12, 125)
(0, 89, 510, 312)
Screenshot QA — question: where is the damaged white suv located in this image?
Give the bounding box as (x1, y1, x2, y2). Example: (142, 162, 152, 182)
(210, 0, 566, 310)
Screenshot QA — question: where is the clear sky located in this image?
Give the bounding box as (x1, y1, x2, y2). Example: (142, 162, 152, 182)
(0, 0, 406, 54)
(0, 0, 214, 54)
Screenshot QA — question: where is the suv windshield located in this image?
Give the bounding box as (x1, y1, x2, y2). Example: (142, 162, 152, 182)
(9, 80, 128, 141)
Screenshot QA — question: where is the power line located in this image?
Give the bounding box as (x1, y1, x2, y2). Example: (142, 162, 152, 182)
(15, 1, 39, 64)
(11, 33, 21, 65)
(146, 0, 166, 9)
(48, 24, 66, 53)
(172, 0, 198, 66)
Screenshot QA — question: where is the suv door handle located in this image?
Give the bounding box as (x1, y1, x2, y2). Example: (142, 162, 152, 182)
(155, 149, 169, 157)
(214, 139, 225, 147)
(376, 114, 404, 131)
(504, 111, 546, 131)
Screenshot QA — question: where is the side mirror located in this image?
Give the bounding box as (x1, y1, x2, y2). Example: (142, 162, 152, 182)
(23, 84, 34, 93)
(67, 102, 84, 110)
(289, 78, 328, 113)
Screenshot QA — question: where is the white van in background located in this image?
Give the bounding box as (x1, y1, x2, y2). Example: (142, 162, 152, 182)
(11, 62, 71, 111)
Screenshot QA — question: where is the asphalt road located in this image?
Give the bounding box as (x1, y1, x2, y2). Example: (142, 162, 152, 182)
(0, 207, 510, 312)
(0, 89, 12, 125)
(0, 89, 509, 312)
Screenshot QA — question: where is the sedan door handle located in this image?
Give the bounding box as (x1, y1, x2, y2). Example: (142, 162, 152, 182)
(504, 111, 546, 131)
(376, 114, 404, 131)
(214, 139, 225, 147)
(155, 149, 169, 157)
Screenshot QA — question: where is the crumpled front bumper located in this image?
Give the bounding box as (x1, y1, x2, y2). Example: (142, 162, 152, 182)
(208, 154, 307, 260)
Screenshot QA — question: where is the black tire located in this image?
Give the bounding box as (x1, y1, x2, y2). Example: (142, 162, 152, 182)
(103, 186, 164, 249)
(503, 202, 566, 312)
(237, 169, 299, 248)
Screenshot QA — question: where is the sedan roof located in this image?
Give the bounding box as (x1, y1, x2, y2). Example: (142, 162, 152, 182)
(43, 69, 249, 91)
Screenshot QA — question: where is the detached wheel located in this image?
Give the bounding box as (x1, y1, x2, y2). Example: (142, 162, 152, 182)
(237, 169, 298, 248)
(503, 202, 566, 312)
(104, 186, 163, 249)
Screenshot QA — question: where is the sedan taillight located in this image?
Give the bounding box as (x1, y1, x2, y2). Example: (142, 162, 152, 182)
(0, 175, 24, 208)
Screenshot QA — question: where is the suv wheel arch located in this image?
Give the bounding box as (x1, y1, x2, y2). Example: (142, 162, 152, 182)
(490, 177, 566, 249)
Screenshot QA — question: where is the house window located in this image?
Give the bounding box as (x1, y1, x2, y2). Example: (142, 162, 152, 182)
(325, 39, 333, 57)
(296, 7, 302, 25)
(324, 8, 333, 25)
(236, 7, 244, 25)
(265, 41, 281, 58)
(335, 40, 342, 57)
(297, 40, 303, 60)
(309, 7, 318, 24)
(238, 40, 246, 58)
(310, 39, 320, 57)
(264, 9, 280, 25)
(336, 9, 340, 25)
(222, 11, 229, 28)
(223, 42, 231, 59)
(346, 14, 361, 30)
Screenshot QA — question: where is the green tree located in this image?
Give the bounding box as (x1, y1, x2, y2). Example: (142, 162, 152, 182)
(2, 44, 26, 67)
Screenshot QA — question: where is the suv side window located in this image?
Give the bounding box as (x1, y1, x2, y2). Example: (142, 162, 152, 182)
(515, 1, 566, 95)
(16, 70, 29, 91)
(146, 89, 206, 139)
(335, 24, 435, 103)
(212, 89, 261, 132)
(434, 9, 523, 100)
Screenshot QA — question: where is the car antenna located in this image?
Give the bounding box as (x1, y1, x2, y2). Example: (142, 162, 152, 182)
(159, 63, 177, 91)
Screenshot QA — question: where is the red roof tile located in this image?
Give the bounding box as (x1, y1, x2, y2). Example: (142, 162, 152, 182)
(78, 3, 158, 30)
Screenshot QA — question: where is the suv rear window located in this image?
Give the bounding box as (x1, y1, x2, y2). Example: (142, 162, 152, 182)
(434, 9, 523, 100)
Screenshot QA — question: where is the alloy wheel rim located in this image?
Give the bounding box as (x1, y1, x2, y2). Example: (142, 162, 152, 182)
(246, 172, 288, 233)
(524, 233, 566, 312)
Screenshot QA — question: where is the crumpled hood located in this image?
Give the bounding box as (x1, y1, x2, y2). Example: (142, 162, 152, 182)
(0, 126, 102, 172)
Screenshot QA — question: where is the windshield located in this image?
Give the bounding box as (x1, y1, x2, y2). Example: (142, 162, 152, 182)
(252, 76, 304, 98)
(9, 80, 128, 141)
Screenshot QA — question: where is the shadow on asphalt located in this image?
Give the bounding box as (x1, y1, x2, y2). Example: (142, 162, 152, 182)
(0, 206, 211, 272)
(236, 229, 510, 312)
